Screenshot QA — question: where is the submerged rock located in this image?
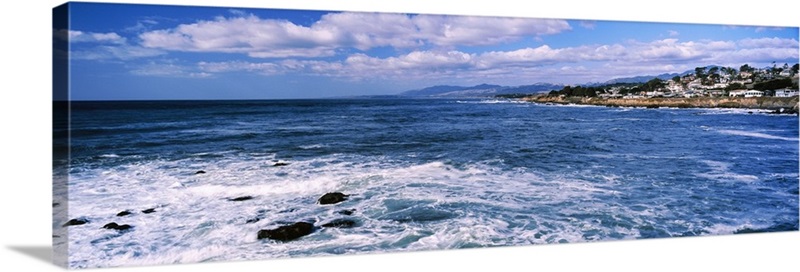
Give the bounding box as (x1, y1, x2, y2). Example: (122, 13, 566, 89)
(246, 209, 269, 224)
(257, 222, 315, 241)
(102, 222, 132, 231)
(337, 209, 356, 215)
(318, 192, 349, 205)
(228, 196, 254, 202)
(116, 210, 132, 217)
(321, 219, 357, 228)
(142, 208, 156, 214)
(195, 170, 206, 174)
(272, 162, 290, 167)
(63, 218, 89, 227)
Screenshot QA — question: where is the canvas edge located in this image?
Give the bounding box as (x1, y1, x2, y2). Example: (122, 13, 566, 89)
(52, 1, 70, 269)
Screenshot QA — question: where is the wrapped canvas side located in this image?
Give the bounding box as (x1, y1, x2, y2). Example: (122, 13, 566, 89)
(52, 2, 70, 269)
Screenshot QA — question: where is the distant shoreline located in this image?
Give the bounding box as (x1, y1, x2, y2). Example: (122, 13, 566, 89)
(520, 95, 800, 114)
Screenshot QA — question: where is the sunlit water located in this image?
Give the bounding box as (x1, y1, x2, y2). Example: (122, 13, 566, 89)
(54, 99, 799, 268)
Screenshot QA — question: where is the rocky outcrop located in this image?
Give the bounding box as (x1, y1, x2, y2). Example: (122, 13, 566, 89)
(142, 208, 156, 214)
(116, 210, 132, 217)
(524, 95, 800, 112)
(63, 218, 89, 227)
(337, 209, 356, 215)
(228, 196, 254, 202)
(195, 170, 206, 174)
(102, 222, 132, 231)
(321, 219, 357, 228)
(257, 222, 315, 241)
(318, 192, 349, 205)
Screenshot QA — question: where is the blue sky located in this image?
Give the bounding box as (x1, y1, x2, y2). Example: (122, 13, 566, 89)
(60, 2, 799, 100)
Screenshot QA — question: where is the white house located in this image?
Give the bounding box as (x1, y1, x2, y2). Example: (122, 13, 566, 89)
(774, 89, 799, 97)
(729, 89, 747, 97)
(744, 90, 764, 97)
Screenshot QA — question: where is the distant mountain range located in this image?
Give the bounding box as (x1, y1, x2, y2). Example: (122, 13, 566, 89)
(399, 66, 721, 97)
(399, 83, 564, 97)
(600, 68, 703, 85)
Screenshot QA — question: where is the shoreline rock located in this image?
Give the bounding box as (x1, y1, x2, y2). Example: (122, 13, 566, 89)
(318, 192, 349, 205)
(102, 222, 132, 231)
(257, 222, 315, 241)
(228, 196, 254, 202)
(63, 218, 89, 227)
(522, 95, 800, 114)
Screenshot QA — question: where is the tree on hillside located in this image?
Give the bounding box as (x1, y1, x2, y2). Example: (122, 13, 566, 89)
(695, 67, 706, 79)
(753, 78, 793, 91)
(725, 83, 745, 91)
(720, 67, 737, 82)
(740, 64, 754, 73)
(643, 78, 665, 93)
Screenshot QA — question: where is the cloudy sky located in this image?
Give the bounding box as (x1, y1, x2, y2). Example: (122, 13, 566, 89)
(60, 2, 799, 100)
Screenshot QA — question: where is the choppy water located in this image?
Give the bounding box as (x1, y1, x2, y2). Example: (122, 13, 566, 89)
(54, 99, 799, 268)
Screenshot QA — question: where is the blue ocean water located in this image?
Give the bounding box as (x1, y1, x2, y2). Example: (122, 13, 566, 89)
(54, 99, 799, 268)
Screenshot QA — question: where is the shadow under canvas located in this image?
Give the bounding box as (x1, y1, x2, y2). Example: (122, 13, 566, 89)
(7, 246, 53, 265)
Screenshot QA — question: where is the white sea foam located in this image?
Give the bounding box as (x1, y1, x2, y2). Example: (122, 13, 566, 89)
(63, 153, 788, 268)
(695, 160, 760, 182)
(717, 129, 799, 141)
(298, 144, 327, 149)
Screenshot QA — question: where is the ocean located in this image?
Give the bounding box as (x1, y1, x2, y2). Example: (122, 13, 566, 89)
(53, 98, 799, 268)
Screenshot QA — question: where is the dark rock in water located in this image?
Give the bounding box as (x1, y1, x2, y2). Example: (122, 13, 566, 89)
(228, 196, 254, 202)
(63, 218, 89, 227)
(318, 192, 349, 205)
(52, 203, 60, 207)
(142, 208, 156, 214)
(273, 162, 290, 167)
(386, 208, 456, 223)
(734, 222, 798, 234)
(337, 209, 356, 215)
(646, 105, 660, 109)
(195, 170, 206, 174)
(116, 210, 132, 217)
(321, 219, 357, 228)
(246, 217, 262, 224)
(102, 222, 132, 231)
(257, 222, 315, 241)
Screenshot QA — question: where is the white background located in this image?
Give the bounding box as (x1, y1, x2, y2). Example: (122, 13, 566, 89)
(1, 0, 798, 271)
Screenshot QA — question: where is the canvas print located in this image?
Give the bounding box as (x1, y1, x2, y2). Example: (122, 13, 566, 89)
(53, 2, 799, 269)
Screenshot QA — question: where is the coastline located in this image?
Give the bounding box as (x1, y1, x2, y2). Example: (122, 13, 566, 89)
(521, 95, 800, 114)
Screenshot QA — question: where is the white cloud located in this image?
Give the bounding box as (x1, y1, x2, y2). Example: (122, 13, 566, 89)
(738, 37, 798, 48)
(70, 45, 164, 60)
(56, 28, 167, 61)
(190, 36, 798, 84)
(580, 21, 596, 30)
(131, 60, 211, 78)
(124, 19, 160, 32)
(54, 29, 127, 44)
(139, 12, 571, 58)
